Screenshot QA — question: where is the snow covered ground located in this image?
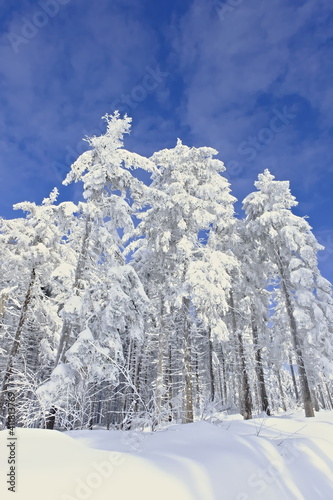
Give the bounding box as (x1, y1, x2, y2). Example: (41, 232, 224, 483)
(1, 411, 333, 500)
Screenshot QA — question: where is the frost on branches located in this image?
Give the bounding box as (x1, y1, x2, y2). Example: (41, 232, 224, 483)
(0, 115, 332, 431)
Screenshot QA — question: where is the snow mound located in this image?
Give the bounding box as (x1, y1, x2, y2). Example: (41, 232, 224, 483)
(1, 411, 333, 499)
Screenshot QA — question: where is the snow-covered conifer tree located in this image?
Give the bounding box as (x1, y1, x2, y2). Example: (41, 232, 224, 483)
(243, 169, 333, 417)
(44, 112, 154, 428)
(130, 140, 237, 422)
(0, 189, 77, 425)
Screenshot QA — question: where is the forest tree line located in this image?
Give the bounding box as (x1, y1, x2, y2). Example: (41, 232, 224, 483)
(0, 112, 332, 430)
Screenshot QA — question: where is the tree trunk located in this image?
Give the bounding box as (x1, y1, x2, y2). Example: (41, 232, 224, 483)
(277, 258, 314, 417)
(0, 268, 36, 415)
(195, 351, 201, 411)
(45, 406, 57, 429)
(230, 290, 252, 420)
(168, 342, 173, 421)
(216, 357, 224, 405)
(133, 340, 142, 414)
(182, 297, 193, 423)
(220, 345, 228, 405)
(289, 354, 299, 403)
(207, 329, 215, 402)
(317, 384, 326, 410)
(251, 317, 270, 415)
(155, 302, 165, 420)
(55, 219, 91, 365)
(276, 368, 287, 412)
(0, 291, 9, 329)
(325, 382, 333, 410)
(54, 319, 72, 366)
(311, 389, 319, 412)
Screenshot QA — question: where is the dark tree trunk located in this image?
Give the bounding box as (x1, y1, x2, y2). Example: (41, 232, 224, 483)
(276, 368, 287, 412)
(168, 342, 173, 421)
(325, 382, 333, 410)
(156, 303, 165, 419)
(289, 354, 299, 403)
(311, 389, 320, 412)
(195, 352, 200, 410)
(182, 297, 193, 423)
(317, 384, 326, 410)
(45, 406, 57, 429)
(207, 329, 215, 402)
(277, 259, 314, 418)
(230, 290, 252, 420)
(220, 346, 228, 404)
(0, 268, 36, 415)
(251, 318, 270, 415)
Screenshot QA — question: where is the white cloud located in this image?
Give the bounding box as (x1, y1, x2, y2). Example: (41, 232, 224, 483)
(170, 0, 333, 189)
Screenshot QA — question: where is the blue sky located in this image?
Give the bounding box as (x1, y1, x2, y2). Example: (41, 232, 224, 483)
(0, 0, 333, 279)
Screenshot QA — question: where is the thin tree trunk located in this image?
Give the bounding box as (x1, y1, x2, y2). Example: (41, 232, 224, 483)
(168, 342, 173, 421)
(54, 319, 72, 366)
(55, 218, 91, 365)
(277, 258, 314, 417)
(195, 352, 200, 411)
(207, 329, 215, 402)
(289, 354, 299, 403)
(251, 317, 270, 415)
(311, 389, 319, 412)
(0, 268, 36, 415)
(216, 356, 224, 405)
(317, 384, 326, 410)
(182, 297, 193, 423)
(230, 290, 252, 420)
(325, 382, 333, 410)
(238, 330, 252, 419)
(88, 382, 98, 429)
(45, 406, 57, 429)
(133, 340, 142, 413)
(0, 291, 9, 329)
(156, 302, 165, 419)
(220, 345, 228, 405)
(276, 368, 287, 412)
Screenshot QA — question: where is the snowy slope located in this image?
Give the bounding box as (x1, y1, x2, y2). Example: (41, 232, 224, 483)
(0, 411, 332, 500)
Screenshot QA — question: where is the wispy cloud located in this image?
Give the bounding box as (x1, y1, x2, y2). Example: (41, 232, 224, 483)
(170, 0, 333, 189)
(0, 0, 164, 213)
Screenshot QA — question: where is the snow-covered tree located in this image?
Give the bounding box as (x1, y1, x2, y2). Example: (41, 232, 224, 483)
(129, 140, 237, 423)
(243, 169, 333, 417)
(1, 115, 333, 430)
(0, 189, 77, 426)
(43, 112, 153, 428)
